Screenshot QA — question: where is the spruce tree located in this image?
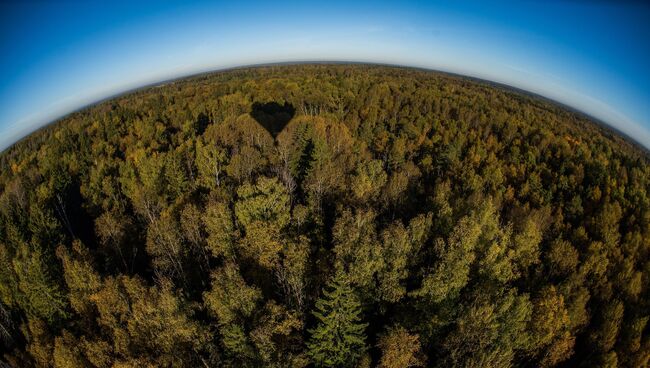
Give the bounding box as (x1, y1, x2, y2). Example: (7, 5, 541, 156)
(307, 271, 368, 368)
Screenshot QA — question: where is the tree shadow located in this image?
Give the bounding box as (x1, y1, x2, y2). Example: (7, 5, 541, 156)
(250, 102, 295, 138)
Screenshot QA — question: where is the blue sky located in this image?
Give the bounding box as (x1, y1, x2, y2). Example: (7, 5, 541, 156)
(1, 0, 649, 150)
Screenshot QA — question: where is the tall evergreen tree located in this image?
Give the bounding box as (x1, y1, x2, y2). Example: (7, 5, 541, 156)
(307, 271, 368, 368)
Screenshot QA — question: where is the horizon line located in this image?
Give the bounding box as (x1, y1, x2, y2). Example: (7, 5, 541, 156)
(2, 60, 648, 155)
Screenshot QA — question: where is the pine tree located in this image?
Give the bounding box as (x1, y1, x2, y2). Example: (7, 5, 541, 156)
(307, 271, 368, 368)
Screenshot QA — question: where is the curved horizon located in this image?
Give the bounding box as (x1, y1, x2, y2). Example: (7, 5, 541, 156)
(1, 0, 649, 150)
(3, 60, 647, 154)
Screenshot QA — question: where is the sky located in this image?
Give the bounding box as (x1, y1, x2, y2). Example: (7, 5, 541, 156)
(1, 0, 649, 150)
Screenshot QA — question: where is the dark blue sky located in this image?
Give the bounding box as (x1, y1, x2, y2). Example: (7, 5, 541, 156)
(1, 0, 649, 149)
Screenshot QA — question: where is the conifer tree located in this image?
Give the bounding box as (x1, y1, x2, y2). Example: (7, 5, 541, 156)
(307, 271, 368, 368)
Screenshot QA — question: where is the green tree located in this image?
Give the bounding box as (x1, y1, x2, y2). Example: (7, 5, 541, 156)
(204, 200, 236, 259)
(307, 271, 368, 368)
(235, 176, 290, 267)
(332, 209, 382, 291)
(203, 262, 262, 363)
(203, 262, 262, 325)
(443, 288, 533, 367)
(146, 209, 186, 281)
(13, 242, 68, 324)
(351, 159, 387, 203)
(378, 213, 432, 303)
(195, 138, 226, 189)
(412, 214, 481, 303)
(235, 176, 290, 229)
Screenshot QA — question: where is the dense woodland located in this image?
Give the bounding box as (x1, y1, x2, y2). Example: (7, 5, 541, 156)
(0, 64, 649, 367)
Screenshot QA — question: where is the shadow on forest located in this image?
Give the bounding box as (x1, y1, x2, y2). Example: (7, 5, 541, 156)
(250, 101, 295, 138)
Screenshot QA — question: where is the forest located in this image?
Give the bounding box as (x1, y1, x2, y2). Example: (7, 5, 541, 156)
(0, 64, 648, 367)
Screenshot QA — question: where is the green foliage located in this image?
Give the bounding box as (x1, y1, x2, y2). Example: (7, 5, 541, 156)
(234, 176, 290, 267)
(195, 138, 226, 189)
(378, 213, 432, 302)
(333, 209, 382, 291)
(235, 176, 290, 230)
(307, 271, 368, 367)
(352, 159, 387, 202)
(13, 242, 68, 325)
(443, 288, 533, 367)
(0, 64, 648, 367)
(203, 262, 262, 325)
(412, 214, 481, 303)
(204, 200, 236, 258)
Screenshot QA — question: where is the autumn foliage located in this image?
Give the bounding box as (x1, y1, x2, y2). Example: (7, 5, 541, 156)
(0, 65, 648, 367)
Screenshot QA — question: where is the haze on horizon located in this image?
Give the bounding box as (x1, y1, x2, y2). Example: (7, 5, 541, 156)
(1, 0, 649, 150)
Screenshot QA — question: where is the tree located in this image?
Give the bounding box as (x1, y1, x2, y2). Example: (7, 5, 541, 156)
(119, 153, 167, 222)
(412, 214, 481, 303)
(378, 214, 432, 303)
(332, 209, 383, 292)
(276, 235, 310, 310)
(203, 200, 236, 259)
(203, 262, 262, 363)
(164, 149, 189, 199)
(146, 209, 186, 281)
(546, 238, 579, 278)
(0, 301, 17, 350)
(195, 139, 226, 189)
(351, 159, 387, 203)
(90, 275, 210, 366)
(443, 288, 533, 367)
(13, 242, 68, 325)
(529, 286, 574, 366)
(203, 262, 262, 325)
(235, 176, 290, 268)
(377, 326, 425, 368)
(56, 241, 101, 317)
(307, 271, 368, 368)
(95, 210, 133, 272)
(53, 330, 86, 368)
(235, 176, 290, 230)
(180, 202, 210, 267)
(475, 202, 542, 284)
(250, 301, 307, 367)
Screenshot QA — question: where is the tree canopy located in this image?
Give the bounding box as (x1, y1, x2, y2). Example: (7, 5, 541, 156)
(0, 64, 648, 367)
